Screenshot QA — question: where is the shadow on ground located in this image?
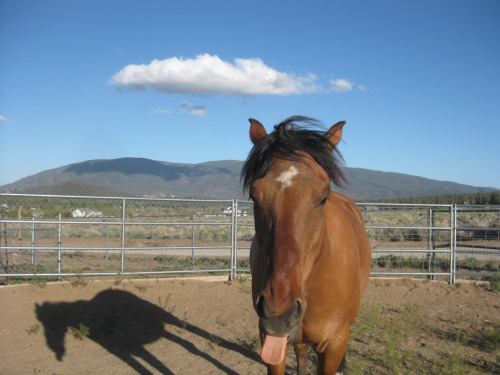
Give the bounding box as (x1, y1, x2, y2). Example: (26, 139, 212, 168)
(35, 289, 260, 374)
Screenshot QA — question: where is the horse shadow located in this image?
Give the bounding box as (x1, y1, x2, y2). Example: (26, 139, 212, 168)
(35, 289, 260, 375)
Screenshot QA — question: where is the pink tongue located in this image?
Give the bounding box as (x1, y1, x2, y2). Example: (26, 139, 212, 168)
(260, 335, 287, 365)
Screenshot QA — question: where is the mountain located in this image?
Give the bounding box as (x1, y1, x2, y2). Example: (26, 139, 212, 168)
(0, 157, 495, 200)
(1, 158, 244, 199)
(333, 168, 495, 200)
(21, 180, 131, 197)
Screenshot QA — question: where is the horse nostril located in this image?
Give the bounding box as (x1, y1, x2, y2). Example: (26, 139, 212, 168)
(296, 299, 306, 317)
(256, 294, 265, 318)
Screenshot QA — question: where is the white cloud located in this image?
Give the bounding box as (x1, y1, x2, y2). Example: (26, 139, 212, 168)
(153, 108, 172, 115)
(0, 115, 11, 122)
(110, 54, 321, 96)
(181, 101, 208, 116)
(330, 78, 354, 92)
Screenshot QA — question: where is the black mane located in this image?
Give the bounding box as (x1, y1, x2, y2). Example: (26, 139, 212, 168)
(241, 116, 346, 193)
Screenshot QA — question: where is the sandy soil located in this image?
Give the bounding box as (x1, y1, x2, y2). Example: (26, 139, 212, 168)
(0, 276, 498, 374)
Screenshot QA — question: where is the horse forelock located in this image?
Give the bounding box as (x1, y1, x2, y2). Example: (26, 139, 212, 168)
(241, 116, 346, 194)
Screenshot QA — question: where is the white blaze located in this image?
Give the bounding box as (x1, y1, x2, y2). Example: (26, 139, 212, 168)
(276, 166, 299, 188)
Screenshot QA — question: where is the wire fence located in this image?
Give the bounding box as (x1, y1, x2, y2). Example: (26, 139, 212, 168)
(1, 193, 498, 284)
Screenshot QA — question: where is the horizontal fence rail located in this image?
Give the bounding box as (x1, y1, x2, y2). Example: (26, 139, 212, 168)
(1, 193, 498, 283)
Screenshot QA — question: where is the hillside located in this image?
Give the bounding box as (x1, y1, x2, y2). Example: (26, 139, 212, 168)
(333, 168, 495, 200)
(22, 180, 131, 197)
(0, 157, 495, 200)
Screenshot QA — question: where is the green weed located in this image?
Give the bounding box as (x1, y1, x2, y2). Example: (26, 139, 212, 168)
(113, 272, 124, 286)
(480, 323, 500, 353)
(441, 346, 468, 375)
(238, 274, 249, 283)
(26, 322, 42, 335)
(238, 284, 251, 294)
(209, 334, 223, 347)
(70, 271, 87, 287)
(133, 284, 147, 293)
(30, 276, 48, 288)
(71, 322, 90, 340)
(62, 250, 85, 259)
(402, 302, 425, 327)
(380, 317, 412, 373)
(238, 330, 261, 352)
(489, 273, 500, 292)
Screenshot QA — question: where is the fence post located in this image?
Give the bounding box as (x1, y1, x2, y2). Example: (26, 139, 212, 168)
(230, 199, 237, 280)
(192, 214, 196, 270)
(57, 213, 62, 281)
(31, 218, 35, 265)
(18, 206, 22, 240)
(121, 198, 126, 273)
(105, 218, 108, 268)
(453, 204, 458, 284)
(2, 216, 8, 275)
(428, 208, 435, 280)
(450, 204, 456, 284)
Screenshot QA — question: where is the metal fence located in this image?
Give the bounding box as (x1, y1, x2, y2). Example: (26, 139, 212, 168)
(361, 203, 500, 283)
(1, 193, 499, 284)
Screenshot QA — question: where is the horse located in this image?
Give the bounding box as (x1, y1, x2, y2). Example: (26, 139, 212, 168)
(241, 116, 371, 374)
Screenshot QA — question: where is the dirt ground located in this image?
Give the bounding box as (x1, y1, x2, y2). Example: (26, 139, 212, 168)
(0, 276, 499, 375)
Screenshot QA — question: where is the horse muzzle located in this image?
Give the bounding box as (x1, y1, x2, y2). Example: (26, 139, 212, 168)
(256, 295, 306, 339)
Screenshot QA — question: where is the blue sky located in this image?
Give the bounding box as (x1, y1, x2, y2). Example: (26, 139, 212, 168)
(1, 0, 499, 189)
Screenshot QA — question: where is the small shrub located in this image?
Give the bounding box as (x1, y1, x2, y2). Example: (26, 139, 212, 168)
(457, 257, 480, 271)
(114, 273, 124, 286)
(237, 259, 250, 268)
(133, 284, 147, 293)
(71, 322, 90, 340)
(490, 273, 500, 293)
(70, 271, 87, 287)
(239, 331, 261, 352)
(26, 322, 42, 335)
(31, 276, 48, 288)
(209, 334, 223, 347)
(238, 284, 251, 294)
(238, 275, 249, 283)
(486, 260, 499, 272)
(63, 250, 85, 259)
(480, 323, 500, 353)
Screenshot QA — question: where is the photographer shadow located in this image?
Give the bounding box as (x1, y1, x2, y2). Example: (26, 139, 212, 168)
(35, 289, 260, 375)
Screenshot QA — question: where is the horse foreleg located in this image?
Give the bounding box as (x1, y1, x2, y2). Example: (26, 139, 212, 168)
(316, 340, 348, 375)
(294, 342, 307, 375)
(266, 360, 287, 375)
(336, 355, 346, 374)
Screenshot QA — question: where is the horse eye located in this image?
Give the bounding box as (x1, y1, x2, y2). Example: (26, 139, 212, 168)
(318, 196, 328, 206)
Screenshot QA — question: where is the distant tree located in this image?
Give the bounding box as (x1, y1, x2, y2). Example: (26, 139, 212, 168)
(363, 191, 500, 205)
(490, 191, 500, 205)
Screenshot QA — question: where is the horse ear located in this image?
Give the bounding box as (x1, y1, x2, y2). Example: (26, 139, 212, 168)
(249, 118, 267, 144)
(325, 121, 346, 148)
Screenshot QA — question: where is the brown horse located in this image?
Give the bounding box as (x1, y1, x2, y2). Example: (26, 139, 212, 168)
(241, 116, 371, 374)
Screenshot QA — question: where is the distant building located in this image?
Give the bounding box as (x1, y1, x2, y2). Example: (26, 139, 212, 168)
(221, 207, 248, 217)
(72, 208, 103, 218)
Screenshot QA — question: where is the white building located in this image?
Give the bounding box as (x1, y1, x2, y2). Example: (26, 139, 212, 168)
(72, 208, 103, 218)
(221, 207, 248, 217)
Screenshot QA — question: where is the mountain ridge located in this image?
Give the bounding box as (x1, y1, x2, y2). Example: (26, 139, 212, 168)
(0, 157, 495, 200)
